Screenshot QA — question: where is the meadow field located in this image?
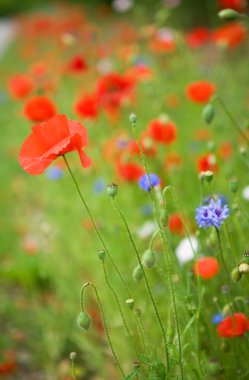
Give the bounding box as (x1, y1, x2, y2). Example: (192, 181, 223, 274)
(0, 1, 249, 379)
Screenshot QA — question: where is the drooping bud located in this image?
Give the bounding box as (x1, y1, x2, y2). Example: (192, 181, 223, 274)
(132, 265, 143, 282)
(160, 209, 168, 226)
(77, 311, 92, 330)
(229, 178, 239, 194)
(107, 183, 118, 198)
(97, 249, 106, 261)
(231, 267, 242, 282)
(218, 9, 240, 21)
(69, 352, 77, 361)
(142, 249, 156, 269)
(126, 298, 135, 309)
(222, 303, 232, 316)
(129, 113, 137, 125)
(238, 263, 249, 274)
(202, 103, 215, 124)
(204, 170, 214, 183)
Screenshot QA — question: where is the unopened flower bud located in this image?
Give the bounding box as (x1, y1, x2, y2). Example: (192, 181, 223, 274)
(126, 298, 135, 309)
(142, 249, 156, 269)
(107, 183, 118, 198)
(97, 249, 106, 261)
(218, 9, 240, 21)
(129, 113, 137, 125)
(202, 103, 215, 124)
(231, 267, 242, 282)
(238, 263, 249, 274)
(222, 303, 232, 316)
(132, 265, 143, 282)
(204, 170, 213, 183)
(207, 360, 220, 376)
(77, 311, 92, 330)
(229, 179, 239, 194)
(70, 352, 77, 361)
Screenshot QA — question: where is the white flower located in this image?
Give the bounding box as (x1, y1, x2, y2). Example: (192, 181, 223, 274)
(112, 0, 134, 13)
(96, 58, 113, 75)
(242, 185, 249, 201)
(175, 236, 198, 264)
(136, 220, 157, 240)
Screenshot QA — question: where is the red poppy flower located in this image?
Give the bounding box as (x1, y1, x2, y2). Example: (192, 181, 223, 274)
(218, 0, 246, 11)
(187, 81, 216, 104)
(218, 141, 233, 160)
(168, 214, 184, 235)
(67, 55, 87, 73)
(193, 257, 219, 279)
(148, 119, 177, 144)
(8, 74, 33, 99)
(213, 23, 246, 49)
(217, 313, 249, 338)
(165, 153, 182, 171)
(24, 96, 57, 122)
(129, 136, 157, 157)
(75, 94, 99, 119)
(19, 114, 91, 175)
(197, 153, 218, 172)
(0, 350, 16, 375)
(117, 161, 144, 182)
(185, 27, 211, 48)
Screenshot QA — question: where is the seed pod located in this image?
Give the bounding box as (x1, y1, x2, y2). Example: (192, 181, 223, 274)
(97, 249, 106, 261)
(204, 170, 213, 183)
(218, 9, 240, 21)
(132, 265, 143, 282)
(229, 179, 239, 194)
(77, 311, 92, 330)
(142, 249, 156, 269)
(107, 183, 118, 198)
(129, 113, 137, 125)
(126, 298, 135, 309)
(202, 103, 215, 124)
(231, 267, 242, 282)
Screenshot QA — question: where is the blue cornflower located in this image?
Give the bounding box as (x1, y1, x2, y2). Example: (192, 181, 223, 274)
(212, 313, 224, 324)
(196, 199, 230, 229)
(138, 174, 160, 192)
(46, 166, 63, 180)
(93, 178, 106, 194)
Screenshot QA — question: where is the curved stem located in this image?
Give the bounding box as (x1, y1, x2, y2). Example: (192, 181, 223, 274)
(80, 282, 125, 378)
(63, 155, 131, 298)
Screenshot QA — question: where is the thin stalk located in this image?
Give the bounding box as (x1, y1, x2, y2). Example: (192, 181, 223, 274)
(110, 196, 169, 368)
(63, 155, 131, 298)
(80, 282, 125, 378)
(71, 359, 78, 380)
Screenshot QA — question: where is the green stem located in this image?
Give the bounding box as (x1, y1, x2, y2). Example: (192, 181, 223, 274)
(80, 282, 125, 378)
(111, 196, 169, 368)
(63, 155, 131, 298)
(71, 360, 78, 380)
(102, 261, 139, 358)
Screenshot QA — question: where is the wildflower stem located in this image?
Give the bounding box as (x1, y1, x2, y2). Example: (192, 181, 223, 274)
(101, 261, 139, 358)
(63, 155, 131, 298)
(110, 196, 169, 368)
(80, 282, 125, 378)
(70, 359, 78, 380)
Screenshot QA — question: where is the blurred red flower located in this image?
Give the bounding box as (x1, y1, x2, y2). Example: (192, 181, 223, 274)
(129, 136, 157, 157)
(165, 153, 182, 171)
(187, 81, 216, 104)
(8, 74, 33, 99)
(186, 27, 211, 48)
(194, 257, 219, 279)
(117, 161, 144, 182)
(217, 313, 249, 338)
(24, 96, 57, 122)
(19, 114, 91, 175)
(218, 141, 233, 160)
(148, 119, 177, 144)
(67, 55, 88, 73)
(0, 350, 16, 375)
(75, 94, 99, 119)
(218, 0, 246, 11)
(168, 214, 184, 235)
(197, 153, 218, 172)
(213, 23, 246, 48)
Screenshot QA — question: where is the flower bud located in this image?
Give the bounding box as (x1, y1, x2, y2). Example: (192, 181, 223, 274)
(206, 360, 220, 376)
(238, 263, 249, 274)
(132, 265, 143, 282)
(231, 267, 242, 282)
(142, 249, 156, 269)
(107, 183, 118, 198)
(204, 170, 213, 183)
(69, 352, 77, 361)
(129, 113, 137, 125)
(97, 249, 106, 261)
(77, 311, 92, 330)
(222, 303, 232, 316)
(202, 103, 215, 124)
(229, 178, 239, 194)
(218, 9, 240, 21)
(126, 298, 135, 309)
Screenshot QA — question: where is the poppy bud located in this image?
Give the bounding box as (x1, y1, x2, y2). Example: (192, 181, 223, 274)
(238, 263, 249, 274)
(77, 311, 92, 330)
(229, 179, 239, 194)
(142, 249, 156, 269)
(218, 9, 240, 22)
(160, 209, 168, 226)
(69, 352, 77, 361)
(206, 361, 220, 376)
(132, 265, 143, 282)
(97, 249, 106, 261)
(204, 170, 213, 183)
(222, 304, 232, 317)
(126, 298, 135, 309)
(129, 113, 137, 125)
(107, 183, 118, 198)
(231, 267, 242, 282)
(202, 103, 215, 124)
